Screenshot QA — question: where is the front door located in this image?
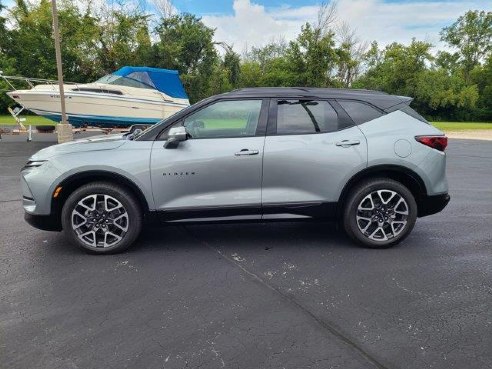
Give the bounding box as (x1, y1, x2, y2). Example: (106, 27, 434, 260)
(150, 99, 268, 221)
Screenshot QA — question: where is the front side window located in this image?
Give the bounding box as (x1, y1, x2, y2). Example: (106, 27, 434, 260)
(276, 100, 339, 134)
(338, 100, 383, 124)
(182, 100, 263, 139)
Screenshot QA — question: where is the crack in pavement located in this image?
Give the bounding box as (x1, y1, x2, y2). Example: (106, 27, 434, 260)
(0, 199, 21, 203)
(183, 226, 392, 369)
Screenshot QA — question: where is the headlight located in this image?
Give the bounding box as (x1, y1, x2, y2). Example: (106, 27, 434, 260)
(21, 160, 47, 171)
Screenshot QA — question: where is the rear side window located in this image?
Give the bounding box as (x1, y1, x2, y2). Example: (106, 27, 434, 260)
(276, 100, 339, 134)
(338, 100, 383, 124)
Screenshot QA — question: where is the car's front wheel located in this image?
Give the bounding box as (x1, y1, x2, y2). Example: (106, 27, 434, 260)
(61, 182, 142, 254)
(343, 178, 417, 248)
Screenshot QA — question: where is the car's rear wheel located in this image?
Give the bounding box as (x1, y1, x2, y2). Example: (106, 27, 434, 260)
(61, 182, 142, 254)
(343, 178, 417, 248)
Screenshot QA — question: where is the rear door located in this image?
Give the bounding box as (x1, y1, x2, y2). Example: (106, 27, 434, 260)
(261, 98, 368, 218)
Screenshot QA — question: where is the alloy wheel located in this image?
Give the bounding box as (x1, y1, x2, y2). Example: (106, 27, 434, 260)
(71, 194, 129, 248)
(356, 189, 409, 242)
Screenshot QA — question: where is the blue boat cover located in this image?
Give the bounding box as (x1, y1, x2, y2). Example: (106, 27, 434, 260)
(113, 66, 188, 99)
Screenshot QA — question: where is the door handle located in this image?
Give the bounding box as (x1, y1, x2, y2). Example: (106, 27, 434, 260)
(336, 140, 360, 148)
(235, 149, 259, 156)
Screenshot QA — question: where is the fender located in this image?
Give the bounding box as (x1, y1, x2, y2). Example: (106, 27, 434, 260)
(51, 169, 152, 216)
(337, 164, 427, 215)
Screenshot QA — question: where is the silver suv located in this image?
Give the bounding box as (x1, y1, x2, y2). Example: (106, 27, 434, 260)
(21, 88, 450, 254)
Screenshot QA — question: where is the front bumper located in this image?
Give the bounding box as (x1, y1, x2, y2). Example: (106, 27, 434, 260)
(24, 212, 61, 232)
(21, 160, 62, 215)
(418, 193, 450, 217)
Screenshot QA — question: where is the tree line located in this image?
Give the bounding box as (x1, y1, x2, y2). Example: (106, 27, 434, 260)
(0, 0, 491, 121)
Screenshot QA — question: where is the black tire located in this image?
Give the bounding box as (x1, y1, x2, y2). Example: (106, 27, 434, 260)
(36, 125, 55, 133)
(61, 182, 142, 254)
(343, 178, 417, 249)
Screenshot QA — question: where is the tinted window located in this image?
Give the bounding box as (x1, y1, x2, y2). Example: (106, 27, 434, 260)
(338, 100, 383, 124)
(394, 104, 428, 123)
(276, 100, 339, 134)
(182, 100, 262, 139)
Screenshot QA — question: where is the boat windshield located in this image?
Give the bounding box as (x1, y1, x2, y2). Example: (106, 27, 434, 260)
(95, 74, 155, 90)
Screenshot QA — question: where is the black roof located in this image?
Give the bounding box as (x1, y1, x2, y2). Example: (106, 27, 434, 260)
(223, 87, 412, 110)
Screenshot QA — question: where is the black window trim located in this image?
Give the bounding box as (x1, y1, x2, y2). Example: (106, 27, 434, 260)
(156, 97, 270, 141)
(140, 95, 384, 142)
(266, 98, 355, 136)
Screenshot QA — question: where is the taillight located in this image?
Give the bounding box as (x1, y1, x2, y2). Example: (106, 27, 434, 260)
(415, 135, 448, 152)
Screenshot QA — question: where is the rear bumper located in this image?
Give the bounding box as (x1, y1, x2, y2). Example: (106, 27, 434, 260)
(24, 212, 61, 232)
(418, 193, 450, 217)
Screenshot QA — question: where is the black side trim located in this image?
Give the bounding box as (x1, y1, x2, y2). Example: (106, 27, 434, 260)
(263, 201, 337, 220)
(157, 202, 337, 222)
(418, 194, 450, 217)
(158, 204, 261, 221)
(24, 213, 61, 232)
(156, 201, 337, 222)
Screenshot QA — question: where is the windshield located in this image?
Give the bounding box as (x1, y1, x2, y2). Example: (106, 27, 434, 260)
(95, 74, 155, 90)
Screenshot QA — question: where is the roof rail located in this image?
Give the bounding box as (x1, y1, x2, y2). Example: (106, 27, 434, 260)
(231, 87, 388, 95)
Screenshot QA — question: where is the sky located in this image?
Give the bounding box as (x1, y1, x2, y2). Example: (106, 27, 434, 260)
(170, 0, 491, 52)
(3, 0, 491, 52)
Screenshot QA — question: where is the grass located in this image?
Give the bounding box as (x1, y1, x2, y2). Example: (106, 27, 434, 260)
(431, 122, 492, 131)
(0, 114, 55, 126)
(201, 118, 246, 129)
(0, 114, 491, 131)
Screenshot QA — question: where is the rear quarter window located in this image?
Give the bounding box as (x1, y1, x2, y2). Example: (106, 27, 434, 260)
(393, 104, 429, 123)
(338, 100, 383, 124)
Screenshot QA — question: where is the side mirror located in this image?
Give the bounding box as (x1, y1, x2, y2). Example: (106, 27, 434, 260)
(164, 126, 187, 149)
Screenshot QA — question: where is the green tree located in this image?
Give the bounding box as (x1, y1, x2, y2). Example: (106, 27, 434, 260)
(469, 54, 492, 120)
(415, 69, 479, 120)
(286, 22, 337, 86)
(354, 40, 433, 97)
(440, 10, 492, 81)
(354, 39, 482, 120)
(6, 0, 101, 82)
(222, 49, 241, 88)
(153, 13, 218, 102)
(238, 61, 262, 87)
(245, 40, 288, 72)
(0, 0, 17, 111)
(333, 24, 368, 87)
(94, 7, 151, 75)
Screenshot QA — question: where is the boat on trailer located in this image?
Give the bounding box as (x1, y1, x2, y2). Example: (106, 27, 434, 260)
(3, 66, 190, 128)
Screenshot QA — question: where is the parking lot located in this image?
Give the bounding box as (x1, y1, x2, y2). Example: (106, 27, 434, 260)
(1, 133, 491, 369)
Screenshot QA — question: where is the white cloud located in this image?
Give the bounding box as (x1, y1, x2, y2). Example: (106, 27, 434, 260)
(202, 0, 491, 53)
(203, 0, 301, 53)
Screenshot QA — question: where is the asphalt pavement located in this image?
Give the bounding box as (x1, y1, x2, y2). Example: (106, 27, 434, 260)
(1, 133, 491, 369)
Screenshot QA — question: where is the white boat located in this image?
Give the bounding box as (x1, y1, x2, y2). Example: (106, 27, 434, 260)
(4, 66, 190, 127)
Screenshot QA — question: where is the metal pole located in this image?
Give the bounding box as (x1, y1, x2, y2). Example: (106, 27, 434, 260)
(51, 0, 73, 143)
